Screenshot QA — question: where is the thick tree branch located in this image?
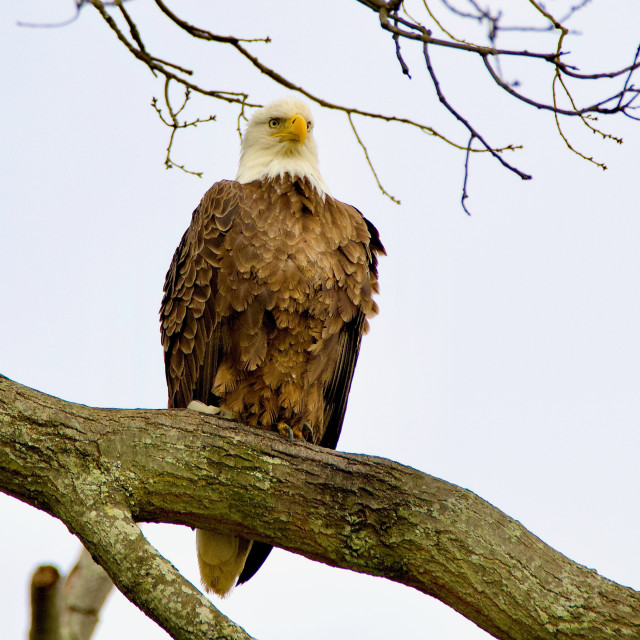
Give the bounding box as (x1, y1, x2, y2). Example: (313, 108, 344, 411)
(2, 374, 640, 639)
(68, 493, 255, 640)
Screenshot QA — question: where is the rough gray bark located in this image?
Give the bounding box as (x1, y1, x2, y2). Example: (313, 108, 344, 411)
(1, 373, 639, 640)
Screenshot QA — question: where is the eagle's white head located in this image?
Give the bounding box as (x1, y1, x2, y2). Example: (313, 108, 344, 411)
(236, 97, 329, 197)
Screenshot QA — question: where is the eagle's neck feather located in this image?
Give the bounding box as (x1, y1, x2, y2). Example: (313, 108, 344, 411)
(236, 142, 329, 199)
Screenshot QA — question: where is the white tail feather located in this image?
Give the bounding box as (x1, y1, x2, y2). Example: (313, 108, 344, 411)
(196, 529, 252, 597)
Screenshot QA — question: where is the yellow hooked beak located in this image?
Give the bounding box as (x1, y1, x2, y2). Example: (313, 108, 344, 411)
(273, 114, 307, 145)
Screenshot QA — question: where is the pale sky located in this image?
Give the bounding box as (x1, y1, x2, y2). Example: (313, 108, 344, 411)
(2, 1, 639, 639)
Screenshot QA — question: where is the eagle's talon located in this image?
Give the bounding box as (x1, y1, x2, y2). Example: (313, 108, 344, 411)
(291, 423, 312, 441)
(277, 423, 295, 440)
(301, 422, 313, 442)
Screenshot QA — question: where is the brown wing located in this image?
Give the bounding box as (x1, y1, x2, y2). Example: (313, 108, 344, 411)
(160, 180, 241, 409)
(319, 211, 384, 449)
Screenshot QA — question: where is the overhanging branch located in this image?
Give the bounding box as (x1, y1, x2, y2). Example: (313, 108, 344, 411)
(1, 373, 639, 640)
(18, 1, 640, 213)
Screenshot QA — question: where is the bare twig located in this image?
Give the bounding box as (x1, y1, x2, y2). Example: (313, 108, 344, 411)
(416, 2, 474, 46)
(236, 96, 250, 142)
(392, 11, 412, 77)
(347, 113, 401, 204)
(461, 134, 474, 216)
(422, 41, 531, 180)
(617, 45, 640, 110)
(116, 0, 149, 60)
(151, 78, 217, 177)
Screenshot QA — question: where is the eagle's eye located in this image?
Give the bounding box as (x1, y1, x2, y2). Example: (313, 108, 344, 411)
(306, 121, 312, 131)
(268, 118, 280, 128)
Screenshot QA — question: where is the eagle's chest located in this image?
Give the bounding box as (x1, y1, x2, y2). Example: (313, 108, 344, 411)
(225, 206, 346, 309)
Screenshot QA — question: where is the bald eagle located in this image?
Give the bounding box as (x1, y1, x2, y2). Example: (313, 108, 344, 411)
(160, 97, 384, 596)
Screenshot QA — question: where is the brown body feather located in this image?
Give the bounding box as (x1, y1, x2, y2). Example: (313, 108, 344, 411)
(160, 175, 383, 588)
